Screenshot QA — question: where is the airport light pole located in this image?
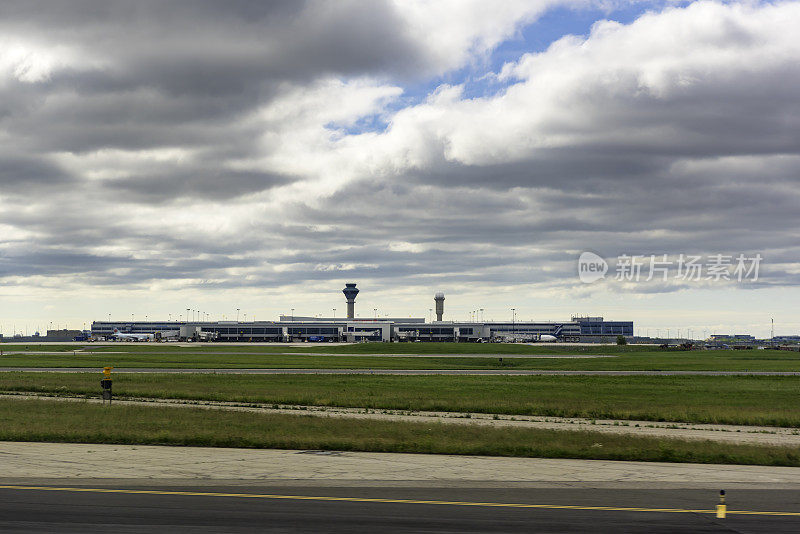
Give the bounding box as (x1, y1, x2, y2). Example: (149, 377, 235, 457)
(374, 308, 377, 319)
(429, 308, 432, 323)
(291, 308, 294, 322)
(236, 308, 240, 322)
(332, 308, 336, 319)
(511, 308, 516, 337)
(186, 309, 190, 323)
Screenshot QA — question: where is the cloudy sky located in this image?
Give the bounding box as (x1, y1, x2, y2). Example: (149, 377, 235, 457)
(1, 0, 798, 337)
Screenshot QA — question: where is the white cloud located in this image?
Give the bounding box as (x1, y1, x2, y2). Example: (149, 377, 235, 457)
(0, 40, 71, 83)
(391, 0, 564, 74)
(357, 1, 800, 169)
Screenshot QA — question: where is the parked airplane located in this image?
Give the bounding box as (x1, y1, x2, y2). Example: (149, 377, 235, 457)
(112, 329, 154, 341)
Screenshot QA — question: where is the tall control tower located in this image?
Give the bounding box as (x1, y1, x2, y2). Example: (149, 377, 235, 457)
(434, 291, 445, 322)
(343, 283, 359, 319)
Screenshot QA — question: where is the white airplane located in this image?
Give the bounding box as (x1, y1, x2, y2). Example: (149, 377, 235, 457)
(538, 334, 558, 342)
(112, 328, 154, 341)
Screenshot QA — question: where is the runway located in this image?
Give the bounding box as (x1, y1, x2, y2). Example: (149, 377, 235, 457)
(3, 442, 800, 532)
(0, 484, 798, 532)
(3, 367, 800, 375)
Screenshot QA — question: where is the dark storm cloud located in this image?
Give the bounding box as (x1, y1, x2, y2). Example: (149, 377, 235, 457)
(105, 169, 291, 202)
(0, 0, 424, 95)
(0, 156, 74, 189)
(0, 245, 259, 286)
(0, 0, 428, 188)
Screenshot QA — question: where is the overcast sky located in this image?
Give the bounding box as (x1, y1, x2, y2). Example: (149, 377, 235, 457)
(1, 0, 798, 337)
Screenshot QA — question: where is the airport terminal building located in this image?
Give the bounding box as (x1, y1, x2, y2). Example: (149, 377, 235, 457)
(90, 284, 633, 343)
(91, 315, 632, 343)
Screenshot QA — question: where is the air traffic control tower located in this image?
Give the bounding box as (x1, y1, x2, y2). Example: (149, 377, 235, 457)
(343, 282, 359, 319)
(434, 291, 445, 321)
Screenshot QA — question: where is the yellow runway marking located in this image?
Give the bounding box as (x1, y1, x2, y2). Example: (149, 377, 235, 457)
(1, 485, 799, 517)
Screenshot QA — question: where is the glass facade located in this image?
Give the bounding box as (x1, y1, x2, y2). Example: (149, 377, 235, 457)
(576, 320, 634, 336)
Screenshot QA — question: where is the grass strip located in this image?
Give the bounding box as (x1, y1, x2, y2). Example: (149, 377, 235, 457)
(1, 398, 799, 466)
(1, 346, 800, 370)
(2, 373, 800, 427)
(0, 343, 661, 354)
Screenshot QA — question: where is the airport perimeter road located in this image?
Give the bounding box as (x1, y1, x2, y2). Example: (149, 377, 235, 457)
(4, 367, 800, 375)
(0, 484, 799, 533)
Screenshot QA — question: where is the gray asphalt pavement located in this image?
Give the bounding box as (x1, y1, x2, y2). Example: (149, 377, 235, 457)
(2, 367, 800, 375)
(0, 485, 797, 533)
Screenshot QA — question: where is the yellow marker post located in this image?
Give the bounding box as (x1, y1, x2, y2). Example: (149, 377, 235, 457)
(101, 367, 114, 404)
(716, 490, 726, 519)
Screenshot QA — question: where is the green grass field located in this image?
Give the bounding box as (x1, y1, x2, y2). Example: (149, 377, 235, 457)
(0, 342, 659, 354)
(3, 372, 800, 426)
(1, 343, 799, 370)
(1, 398, 798, 466)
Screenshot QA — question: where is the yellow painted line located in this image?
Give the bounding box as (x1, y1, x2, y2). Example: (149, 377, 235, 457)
(1, 485, 800, 517)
